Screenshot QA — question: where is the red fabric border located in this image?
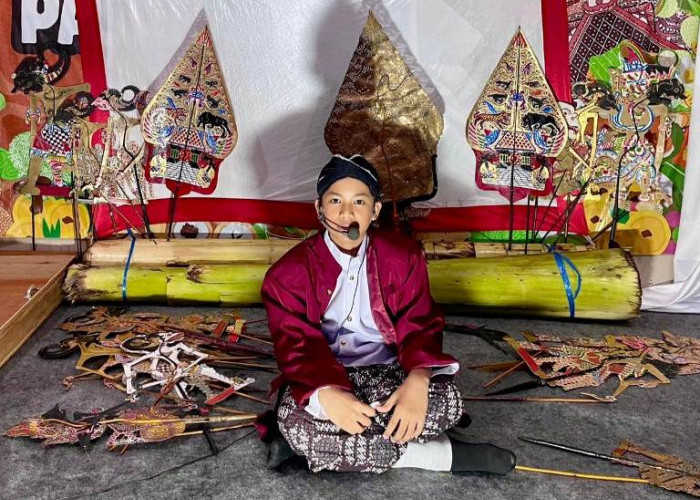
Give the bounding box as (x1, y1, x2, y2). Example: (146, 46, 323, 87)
(38, 186, 71, 197)
(75, 0, 108, 121)
(410, 202, 586, 234)
(94, 197, 587, 238)
(541, 0, 572, 103)
(93, 198, 320, 237)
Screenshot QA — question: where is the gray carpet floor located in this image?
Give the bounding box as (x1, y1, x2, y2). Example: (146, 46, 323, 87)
(1, 304, 698, 500)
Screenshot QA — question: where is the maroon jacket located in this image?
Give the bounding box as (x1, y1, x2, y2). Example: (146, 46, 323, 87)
(261, 230, 457, 406)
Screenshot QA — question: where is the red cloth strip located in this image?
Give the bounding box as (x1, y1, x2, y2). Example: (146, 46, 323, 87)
(409, 202, 587, 234)
(541, 0, 572, 103)
(93, 197, 588, 238)
(75, 0, 108, 122)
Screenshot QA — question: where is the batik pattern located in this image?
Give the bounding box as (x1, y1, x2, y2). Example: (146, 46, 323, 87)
(277, 362, 463, 473)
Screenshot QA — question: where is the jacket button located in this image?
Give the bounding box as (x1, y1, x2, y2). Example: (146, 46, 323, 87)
(340, 339, 347, 346)
(327, 289, 333, 295)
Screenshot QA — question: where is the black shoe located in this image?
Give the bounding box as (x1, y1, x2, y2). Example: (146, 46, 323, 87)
(267, 435, 297, 470)
(456, 412, 472, 429)
(447, 431, 516, 475)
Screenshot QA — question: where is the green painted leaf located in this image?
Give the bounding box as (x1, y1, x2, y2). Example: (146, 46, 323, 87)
(42, 219, 61, 238)
(679, 0, 700, 16)
(666, 122, 685, 160)
(656, 0, 679, 18)
(251, 223, 269, 239)
(9, 132, 31, 177)
(670, 101, 691, 113)
(470, 230, 527, 242)
(673, 183, 684, 212)
(0, 148, 20, 181)
(614, 209, 630, 224)
(660, 160, 685, 193)
(0, 92, 5, 112)
(588, 46, 622, 86)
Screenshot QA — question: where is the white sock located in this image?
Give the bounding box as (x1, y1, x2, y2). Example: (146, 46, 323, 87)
(391, 433, 452, 471)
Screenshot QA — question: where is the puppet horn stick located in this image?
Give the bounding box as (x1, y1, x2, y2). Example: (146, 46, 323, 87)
(515, 465, 649, 484)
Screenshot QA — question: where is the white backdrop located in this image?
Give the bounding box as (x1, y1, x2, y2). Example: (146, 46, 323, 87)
(96, 0, 543, 205)
(95, 0, 700, 313)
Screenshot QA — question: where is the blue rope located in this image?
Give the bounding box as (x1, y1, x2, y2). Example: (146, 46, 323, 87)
(550, 250, 582, 318)
(121, 228, 137, 302)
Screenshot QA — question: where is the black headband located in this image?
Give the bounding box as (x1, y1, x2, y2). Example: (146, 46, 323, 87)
(317, 155, 382, 199)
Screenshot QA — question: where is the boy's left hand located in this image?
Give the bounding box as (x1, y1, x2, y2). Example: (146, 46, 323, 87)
(376, 368, 430, 444)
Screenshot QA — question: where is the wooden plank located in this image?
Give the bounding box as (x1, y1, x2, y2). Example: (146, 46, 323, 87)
(0, 253, 73, 369)
(0, 283, 46, 325)
(0, 258, 74, 281)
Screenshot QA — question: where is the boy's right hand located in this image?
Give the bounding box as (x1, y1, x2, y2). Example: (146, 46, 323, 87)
(318, 387, 376, 435)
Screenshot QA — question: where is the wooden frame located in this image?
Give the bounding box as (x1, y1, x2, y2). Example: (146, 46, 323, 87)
(0, 252, 74, 369)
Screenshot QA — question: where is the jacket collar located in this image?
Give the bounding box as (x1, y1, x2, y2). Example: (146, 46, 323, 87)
(323, 230, 368, 269)
(307, 230, 396, 343)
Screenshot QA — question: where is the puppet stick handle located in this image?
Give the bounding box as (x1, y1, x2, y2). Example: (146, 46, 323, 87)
(515, 465, 649, 484)
(178, 423, 255, 437)
(482, 360, 525, 389)
(464, 396, 605, 403)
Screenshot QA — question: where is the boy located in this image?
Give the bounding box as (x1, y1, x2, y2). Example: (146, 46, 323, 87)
(261, 154, 515, 474)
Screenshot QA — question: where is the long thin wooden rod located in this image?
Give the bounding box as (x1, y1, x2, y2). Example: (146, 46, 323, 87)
(464, 396, 609, 404)
(482, 360, 525, 389)
(467, 361, 522, 372)
(230, 331, 273, 346)
(100, 414, 257, 425)
(204, 386, 269, 404)
(177, 422, 255, 437)
(515, 465, 649, 484)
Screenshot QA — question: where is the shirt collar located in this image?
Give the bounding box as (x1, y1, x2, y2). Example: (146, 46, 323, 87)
(323, 230, 368, 269)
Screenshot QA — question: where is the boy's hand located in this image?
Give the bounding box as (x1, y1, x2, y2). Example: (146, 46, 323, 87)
(376, 368, 430, 444)
(318, 387, 376, 435)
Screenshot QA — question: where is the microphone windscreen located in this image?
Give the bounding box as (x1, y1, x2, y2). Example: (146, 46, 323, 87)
(347, 222, 360, 241)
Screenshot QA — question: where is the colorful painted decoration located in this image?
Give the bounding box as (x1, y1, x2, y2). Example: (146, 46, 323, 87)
(325, 11, 444, 204)
(467, 29, 568, 202)
(495, 330, 700, 399)
(88, 86, 151, 203)
(5, 403, 255, 450)
(40, 307, 274, 404)
(142, 25, 237, 196)
(16, 83, 96, 196)
(566, 1, 699, 255)
(573, 40, 692, 254)
(5, 405, 106, 447)
(567, 0, 692, 85)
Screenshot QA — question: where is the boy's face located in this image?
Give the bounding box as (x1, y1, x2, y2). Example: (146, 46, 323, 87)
(315, 177, 382, 250)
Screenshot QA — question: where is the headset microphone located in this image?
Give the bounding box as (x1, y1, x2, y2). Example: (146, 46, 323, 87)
(318, 209, 361, 241)
(346, 222, 360, 241)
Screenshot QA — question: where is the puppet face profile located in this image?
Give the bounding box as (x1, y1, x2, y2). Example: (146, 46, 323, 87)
(316, 177, 382, 250)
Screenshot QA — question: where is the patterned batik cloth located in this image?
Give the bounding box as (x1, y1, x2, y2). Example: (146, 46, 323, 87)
(277, 362, 464, 473)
